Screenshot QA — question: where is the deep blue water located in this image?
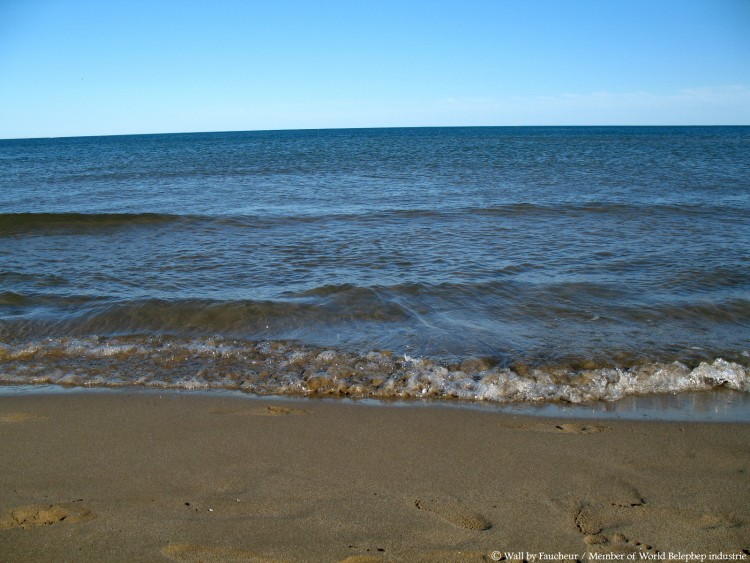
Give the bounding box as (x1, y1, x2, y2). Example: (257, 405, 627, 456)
(1, 127, 749, 402)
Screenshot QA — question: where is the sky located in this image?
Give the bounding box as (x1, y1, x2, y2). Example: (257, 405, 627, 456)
(0, 0, 749, 138)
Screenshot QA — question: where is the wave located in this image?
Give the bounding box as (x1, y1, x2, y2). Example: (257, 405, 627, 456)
(611, 298, 750, 325)
(0, 212, 187, 233)
(655, 265, 750, 293)
(0, 209, 465, 235)
(0, 293, 415, 339)
(2, 285, 749, 336)
(0, 291, 102, 307)
(0, 336, 747, 404)
(1, 201, 743, 234)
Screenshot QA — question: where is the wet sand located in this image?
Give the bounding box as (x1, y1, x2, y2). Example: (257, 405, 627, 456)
(1, 391, 748, 562)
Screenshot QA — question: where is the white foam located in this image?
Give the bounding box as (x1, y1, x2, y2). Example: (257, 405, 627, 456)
(0, 337, 747, 404)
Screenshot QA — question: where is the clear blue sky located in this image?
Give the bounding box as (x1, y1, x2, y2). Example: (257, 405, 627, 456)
(1, 0, 748, 138)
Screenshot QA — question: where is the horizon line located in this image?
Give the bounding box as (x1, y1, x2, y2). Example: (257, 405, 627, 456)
(2, 123, 749, 142)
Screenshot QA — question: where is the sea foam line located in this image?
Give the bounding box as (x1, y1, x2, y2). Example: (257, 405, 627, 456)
(0, 337, 747, 403)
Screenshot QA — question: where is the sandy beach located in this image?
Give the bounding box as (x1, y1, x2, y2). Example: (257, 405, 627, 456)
(0, 391, 748, 562)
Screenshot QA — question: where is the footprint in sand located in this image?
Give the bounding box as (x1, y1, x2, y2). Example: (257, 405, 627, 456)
(553, 423, 611, 434)
(572, 482, 659, 555)
(161, 543, 285, 563)
(0, 412, 45, 423)
(608, 533, 661, 554)
(256, 405, 308, 416)
(211, 405, 308, 417)
(413, 497, 492, 531)
(693, 511, 742, 530)
(606, 481, 645, 509)
(573, 480, 645, 532)
(576, 521, 661, 554)
(0, 503, 95, 529)
(500, 421, 611, 434)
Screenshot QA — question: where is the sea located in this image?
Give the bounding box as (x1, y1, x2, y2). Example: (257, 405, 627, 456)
(1, 126, 749, 406)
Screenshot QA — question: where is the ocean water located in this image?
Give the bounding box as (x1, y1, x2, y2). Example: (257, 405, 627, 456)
(1, 126, 749, 403)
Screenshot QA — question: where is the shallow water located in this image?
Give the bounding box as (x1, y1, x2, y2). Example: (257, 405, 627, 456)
(1, 383, 747, 422)
(1, 127, 749, 403)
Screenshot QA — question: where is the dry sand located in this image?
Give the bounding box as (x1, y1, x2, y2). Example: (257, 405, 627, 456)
(0, 391, 748, 562)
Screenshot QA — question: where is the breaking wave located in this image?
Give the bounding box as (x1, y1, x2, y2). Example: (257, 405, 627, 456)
(0, 336, 747, 404)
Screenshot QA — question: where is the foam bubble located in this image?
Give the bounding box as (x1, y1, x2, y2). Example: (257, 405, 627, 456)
(0, 336, 747, 404)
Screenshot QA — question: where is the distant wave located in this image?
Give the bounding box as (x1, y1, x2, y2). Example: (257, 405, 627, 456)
(0, 212, 187, 233)
(1, 202, 743, 234)
(473, 201, 748, 220)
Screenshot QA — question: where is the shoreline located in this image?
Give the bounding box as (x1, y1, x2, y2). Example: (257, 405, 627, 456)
(2, 337, 747, 406)
(1, 391, 748, 561)
(1, 383, 749, 422)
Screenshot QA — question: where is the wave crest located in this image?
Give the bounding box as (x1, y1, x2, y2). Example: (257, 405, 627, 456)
(0, 336, 747, 404)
